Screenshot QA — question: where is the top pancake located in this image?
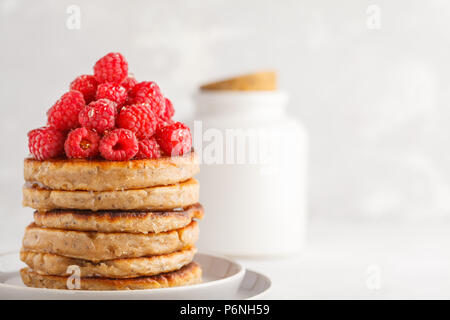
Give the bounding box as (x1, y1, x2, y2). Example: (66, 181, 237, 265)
(24, 151, 199, 191)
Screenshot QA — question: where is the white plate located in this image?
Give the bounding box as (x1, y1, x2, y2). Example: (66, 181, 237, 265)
(0, 251, 270, 299)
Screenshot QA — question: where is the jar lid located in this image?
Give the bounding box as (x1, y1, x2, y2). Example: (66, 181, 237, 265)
(200, 71, 277, 91)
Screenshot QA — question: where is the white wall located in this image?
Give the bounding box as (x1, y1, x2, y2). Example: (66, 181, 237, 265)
(1, 0, 449, 251)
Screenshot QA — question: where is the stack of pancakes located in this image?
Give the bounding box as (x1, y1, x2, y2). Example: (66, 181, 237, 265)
(20, 152, 203, 290)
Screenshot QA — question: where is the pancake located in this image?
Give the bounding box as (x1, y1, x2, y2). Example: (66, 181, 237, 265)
(20, 246, 197, 278)
(23, 178, 199, 211)
(23, 151, 199, 191)
(20, 262, 202, 290)
(22, 221, 199, 262)
(33, 203, 203, 234)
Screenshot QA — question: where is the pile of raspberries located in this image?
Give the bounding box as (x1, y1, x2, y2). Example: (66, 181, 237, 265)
(28, 52, 192, 161)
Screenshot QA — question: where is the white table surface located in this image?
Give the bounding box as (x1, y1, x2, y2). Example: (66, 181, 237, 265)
(236, 218, 450, 299)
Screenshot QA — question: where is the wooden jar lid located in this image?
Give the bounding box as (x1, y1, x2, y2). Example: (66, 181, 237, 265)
(200, 71, 276, 91)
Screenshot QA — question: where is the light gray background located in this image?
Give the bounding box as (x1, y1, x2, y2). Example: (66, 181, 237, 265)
(1, 1, 449, 255)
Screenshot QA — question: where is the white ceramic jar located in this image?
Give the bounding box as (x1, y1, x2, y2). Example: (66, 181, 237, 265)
(190, 91, 307, 257)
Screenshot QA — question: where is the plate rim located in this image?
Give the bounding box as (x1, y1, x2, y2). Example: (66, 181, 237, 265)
(240, 268, 272, 299)
(0, 251, 246, 295)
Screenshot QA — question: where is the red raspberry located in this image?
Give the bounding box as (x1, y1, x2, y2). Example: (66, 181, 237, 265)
(93, 52, 128, 84)
(162, 97, 175, 121)
(70, 75, 98, 103)
(116, 103, 158, 139)
(136, 137, 161, 159)
(28, 126, 65, 160)
(78, 99, 117, 134)
(99, 128, 138, 161)
(121, 77, 138, 106)
(156, 118, 174, 131)
(121, 76, 138, 92)
(155, 122, 192, 157)
(95, 82, 127, 105)
(64, 127, 100, 159)
(129, 81, 165, 117)
(47, 90, 85, 131)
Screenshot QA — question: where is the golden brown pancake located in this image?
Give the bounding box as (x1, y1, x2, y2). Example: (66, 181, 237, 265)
(33, 203, 203, 234)
(22, 221, 199, 262)
(23, 178, 199, 211)
(20, 247, 197, 278)
(20, 262, 202, 290)
(24, 151, 199, 191)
